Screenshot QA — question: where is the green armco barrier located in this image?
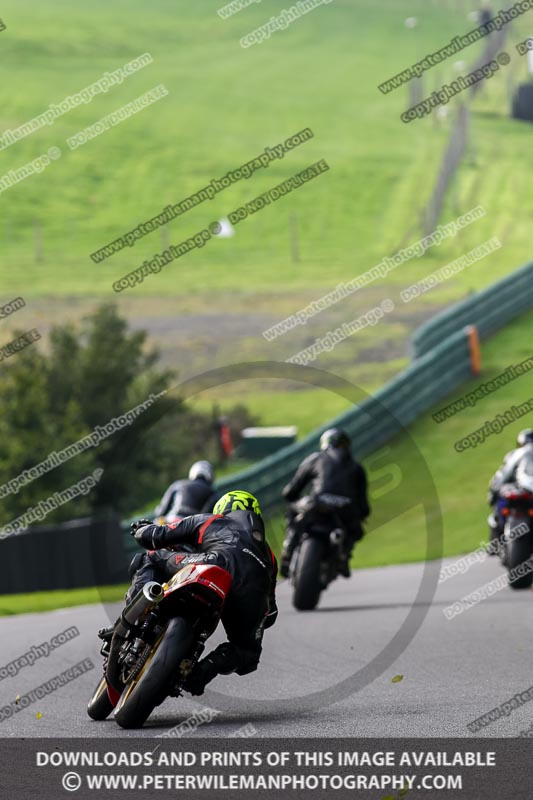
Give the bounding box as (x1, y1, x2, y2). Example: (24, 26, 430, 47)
(411, 260, 533, 358)
(213, 329, 471, 514)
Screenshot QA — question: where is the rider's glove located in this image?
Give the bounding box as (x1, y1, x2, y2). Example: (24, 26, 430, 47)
(130, 519, 152, 536)
(130, 519, 156, 548)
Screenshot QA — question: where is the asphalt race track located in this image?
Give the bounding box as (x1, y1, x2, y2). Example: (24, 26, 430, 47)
(1, 556, 533, 739)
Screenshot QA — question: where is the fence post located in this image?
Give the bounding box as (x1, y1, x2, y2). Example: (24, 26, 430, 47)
(290, 213, 299, 263)
(33, 219, 43, 263)
(466, 325, 481, 375)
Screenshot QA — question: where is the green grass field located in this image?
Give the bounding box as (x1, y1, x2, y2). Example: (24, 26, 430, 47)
(1, 0, 532, 315)
(1, 0, 531, 399)
(0, 584, 127, 616)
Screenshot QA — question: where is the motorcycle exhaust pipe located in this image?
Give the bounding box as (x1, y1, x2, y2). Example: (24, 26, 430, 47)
(115, 582, 164, 637)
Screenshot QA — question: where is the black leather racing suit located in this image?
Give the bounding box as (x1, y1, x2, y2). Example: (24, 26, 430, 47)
(154, 478, 219, 518)
(133, 510, 278, 689)
(281, 448, 370, 564)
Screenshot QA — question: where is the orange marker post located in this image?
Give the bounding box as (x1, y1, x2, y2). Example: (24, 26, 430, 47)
(465, 325, 481, 376)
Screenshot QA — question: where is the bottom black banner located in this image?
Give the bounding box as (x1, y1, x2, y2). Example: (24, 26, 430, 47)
(0, 738, 529, 799)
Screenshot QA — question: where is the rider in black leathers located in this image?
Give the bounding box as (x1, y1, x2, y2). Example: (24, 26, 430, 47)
(154, 460, 219, 519)
(131, 490, 278, 695)
(280, 428, 370, 578)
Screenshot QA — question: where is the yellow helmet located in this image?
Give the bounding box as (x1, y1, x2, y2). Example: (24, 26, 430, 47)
(213, 490, 261, 516)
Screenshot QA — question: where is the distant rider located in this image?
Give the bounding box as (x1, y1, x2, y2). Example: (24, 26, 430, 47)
(280, 428, 370, 578)
(487, 429, 533, 550)
(131, 490, 278, 695)
(155, 460, 218, 520)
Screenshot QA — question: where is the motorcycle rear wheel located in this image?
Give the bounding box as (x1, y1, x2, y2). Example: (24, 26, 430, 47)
(505, 517, 533, 590)
(293, 537, 323, 611)
(113, 617, 194, 729)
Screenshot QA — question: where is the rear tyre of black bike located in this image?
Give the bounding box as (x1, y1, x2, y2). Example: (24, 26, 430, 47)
(293, 537, 323, 611)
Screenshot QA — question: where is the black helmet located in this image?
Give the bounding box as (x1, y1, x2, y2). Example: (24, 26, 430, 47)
(319, 428, 350, 451)
(518, 429, 533, 447)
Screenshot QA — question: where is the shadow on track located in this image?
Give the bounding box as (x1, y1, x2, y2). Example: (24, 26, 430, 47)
(140, 707, 316, 733)
(312, 594, 533, 613)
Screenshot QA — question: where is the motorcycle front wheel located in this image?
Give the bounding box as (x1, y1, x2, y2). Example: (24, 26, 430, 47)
(87, 675, 115, 721)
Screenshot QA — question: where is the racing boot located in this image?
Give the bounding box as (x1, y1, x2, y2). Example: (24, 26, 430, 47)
(280, 528, 299, 578)
(337, 556, 351, 578)
(183, 642, 243, 696)
(183, 658, 218, 696)
(487, 512, 501, 556)
(338, 537, 355, 578)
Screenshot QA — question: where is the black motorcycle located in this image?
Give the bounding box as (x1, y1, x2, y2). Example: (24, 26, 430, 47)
(288, 493, 352, 610)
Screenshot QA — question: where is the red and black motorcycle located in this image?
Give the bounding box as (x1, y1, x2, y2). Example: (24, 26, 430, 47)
(87, 561, 232, 728)
(498, 476, 533, 589)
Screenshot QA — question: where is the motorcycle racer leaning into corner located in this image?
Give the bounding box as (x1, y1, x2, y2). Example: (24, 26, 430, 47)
(487, 428, 533, 550)
(280, 427, 370, 579)
(127, 490, 278, 696)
